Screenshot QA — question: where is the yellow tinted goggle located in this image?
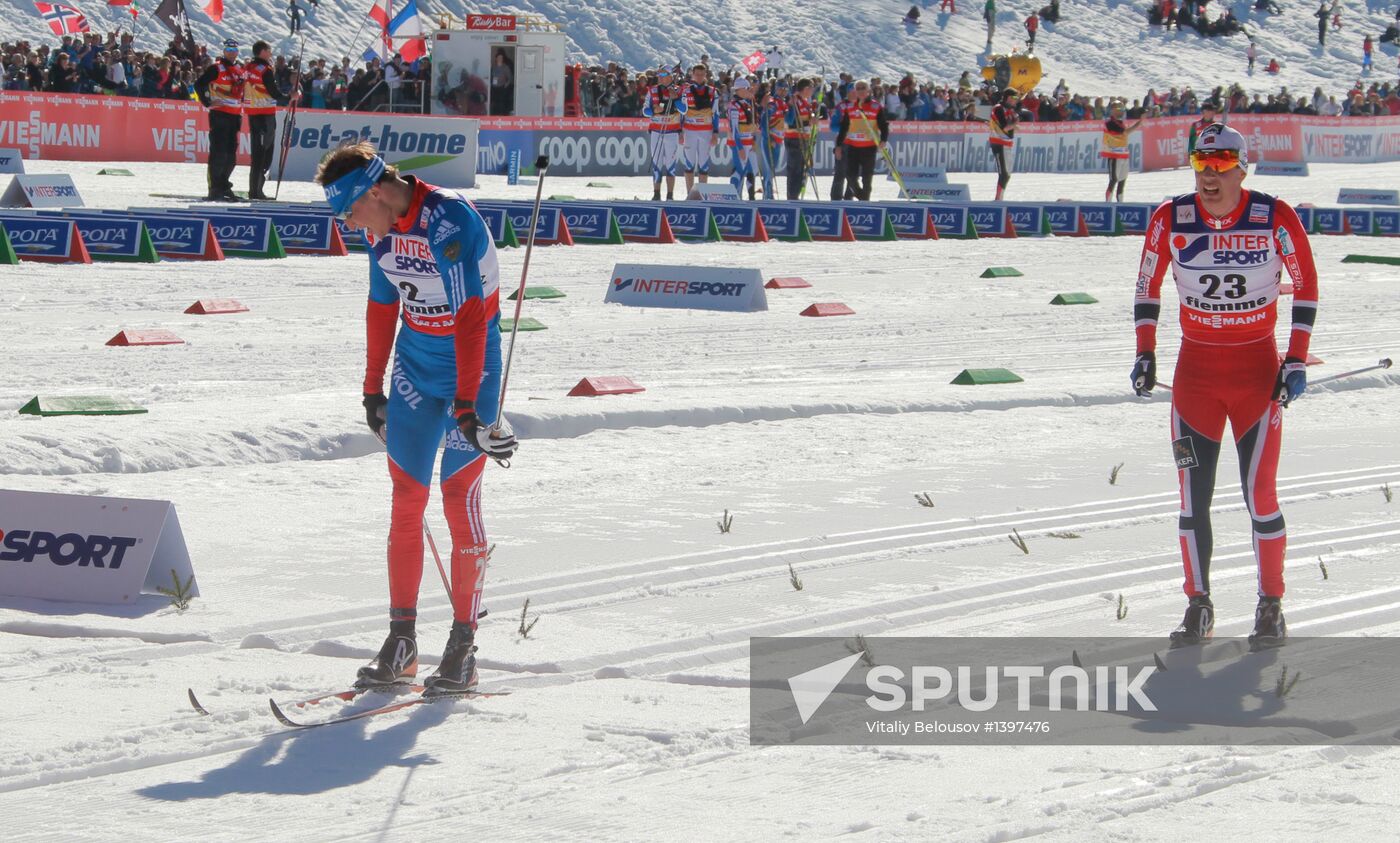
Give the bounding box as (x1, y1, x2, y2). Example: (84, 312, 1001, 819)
(1190, 149, 1242, 173)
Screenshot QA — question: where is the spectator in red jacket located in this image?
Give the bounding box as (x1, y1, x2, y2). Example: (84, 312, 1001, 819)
(1025, 12, 1040, 48)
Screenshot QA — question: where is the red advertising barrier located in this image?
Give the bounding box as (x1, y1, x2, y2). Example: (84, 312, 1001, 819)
(6, 93, 1398, 174)
(0, 92, 254, 165)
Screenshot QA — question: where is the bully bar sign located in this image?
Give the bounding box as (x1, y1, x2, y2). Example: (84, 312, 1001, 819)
(606, 263, 768, 313)
(0, 489, 196, 605)
(466, 13, 516, 29)
(275, 111, 481, 189)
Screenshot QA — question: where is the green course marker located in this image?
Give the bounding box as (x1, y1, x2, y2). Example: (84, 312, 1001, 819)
(19, 395, 148, 416)
(1342, 254, 1400, 266)
(98, 168, 135, 176)
(501, 317, 547, 332)
(586, 182, 613, 188)
(980, 266, 1024, 278)
(0, 223, 17, 265)
(950, 368, 1024, 385)
(1050, 292, 1098, 305)
(508, 286, 566, 301)
(497, 215, 520, 249)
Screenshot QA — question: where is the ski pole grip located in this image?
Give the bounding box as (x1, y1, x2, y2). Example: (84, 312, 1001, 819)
(534, 155, 550, 172)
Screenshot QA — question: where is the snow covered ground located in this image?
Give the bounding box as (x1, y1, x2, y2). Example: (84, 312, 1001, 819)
(1, 159, 1399, 840)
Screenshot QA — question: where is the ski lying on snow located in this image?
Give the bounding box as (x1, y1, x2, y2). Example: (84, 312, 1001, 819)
(269, 689, 510, 729)
(187, 682, 421, 716)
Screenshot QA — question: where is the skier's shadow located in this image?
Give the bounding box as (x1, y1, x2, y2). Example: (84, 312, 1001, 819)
(137, 702, 454, 800)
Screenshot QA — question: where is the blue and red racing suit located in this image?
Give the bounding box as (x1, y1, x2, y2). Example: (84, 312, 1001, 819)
(364, 177, 502, 627)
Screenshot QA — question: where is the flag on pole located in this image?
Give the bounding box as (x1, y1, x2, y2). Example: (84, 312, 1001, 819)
(364, 0, 427, 63)
(202, 0, 221, 23)
(740, 50, 767, 74)
(153, 0, 195, 52)
(33, 1, 91, 35)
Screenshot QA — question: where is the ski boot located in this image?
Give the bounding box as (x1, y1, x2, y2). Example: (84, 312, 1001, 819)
(1168, 595, 1215, 648)
(355, 621, 418, 689)
(652, 187, 662, 201)
(1248, 596, 1287, 651)
(423, 621, 478, 698)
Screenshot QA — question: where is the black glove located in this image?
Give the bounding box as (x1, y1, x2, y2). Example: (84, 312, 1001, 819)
(363, 392, 387, 438)
(454, 399, 517, 460)
(1274, 356, 1307, 407)
(1131, 351, 1157, 396)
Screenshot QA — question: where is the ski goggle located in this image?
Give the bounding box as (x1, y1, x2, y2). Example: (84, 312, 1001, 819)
(1190, 149, 1243, 173)
(324, 154, 386, 217)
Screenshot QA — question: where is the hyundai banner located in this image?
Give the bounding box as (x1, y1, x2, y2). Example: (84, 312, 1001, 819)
(606, 263, 768, 313)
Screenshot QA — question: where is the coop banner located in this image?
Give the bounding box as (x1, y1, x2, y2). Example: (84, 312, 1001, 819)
(751, 637, 1400, 746)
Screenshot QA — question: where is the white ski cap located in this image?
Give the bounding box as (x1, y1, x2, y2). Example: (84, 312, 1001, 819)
(732, 77, 752, 92)
(1195, 123, 1249, 166)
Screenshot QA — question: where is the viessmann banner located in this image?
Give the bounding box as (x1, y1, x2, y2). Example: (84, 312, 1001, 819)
(4, 95, 1397, 177)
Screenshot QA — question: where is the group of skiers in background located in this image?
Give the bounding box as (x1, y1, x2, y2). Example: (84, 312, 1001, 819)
(634, 58, 1400, 207)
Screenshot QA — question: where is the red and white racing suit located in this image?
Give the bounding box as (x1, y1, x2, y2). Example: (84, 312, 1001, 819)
(1135, 190, 1319, 598)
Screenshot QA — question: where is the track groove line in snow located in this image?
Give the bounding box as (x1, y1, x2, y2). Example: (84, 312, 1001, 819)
(590, 526, 1400, 679)
(3, 527, 1394, 799)
(3, 468, 1392, 677)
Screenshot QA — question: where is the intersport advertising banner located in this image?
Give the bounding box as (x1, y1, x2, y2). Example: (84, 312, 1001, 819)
(4, 95, 1396, 178)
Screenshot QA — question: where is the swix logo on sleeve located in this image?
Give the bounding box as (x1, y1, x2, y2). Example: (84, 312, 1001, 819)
(0, 528, 137, 568)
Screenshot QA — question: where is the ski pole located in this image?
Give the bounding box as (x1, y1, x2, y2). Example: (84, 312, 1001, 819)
(493, 154, 550, 429)
(422, 517, 456, 614)
(1155, 357, 1391, 394)
(1307, 357, 1392, 388)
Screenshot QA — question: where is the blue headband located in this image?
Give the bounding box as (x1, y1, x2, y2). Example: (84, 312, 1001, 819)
(323, 154, 386, 216)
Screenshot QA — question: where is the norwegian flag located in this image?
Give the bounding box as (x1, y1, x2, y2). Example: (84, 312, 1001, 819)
(740, 50, 767, 74)
(364, 0, 427, 63)
(34, 1, 91, 35)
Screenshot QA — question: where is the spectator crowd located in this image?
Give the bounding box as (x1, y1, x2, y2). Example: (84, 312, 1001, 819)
(5, 23, 1400, 121)
(2, 29, 432, 113)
